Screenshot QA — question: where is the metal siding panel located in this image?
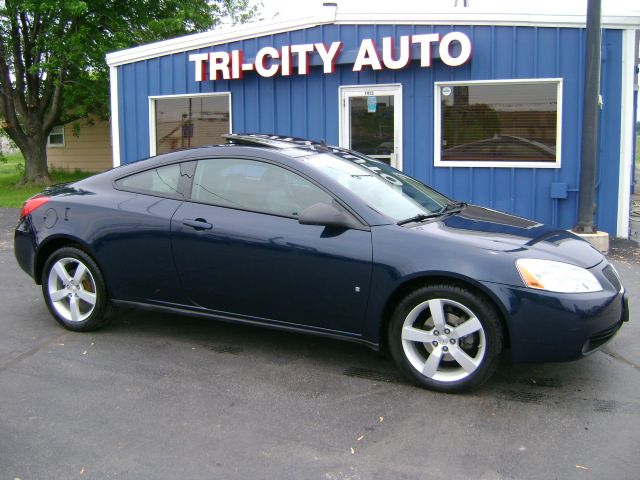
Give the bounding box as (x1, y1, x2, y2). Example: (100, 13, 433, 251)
(147, 58, 160, 97)
(230, 80, 244, 133)
(134, 61, 150, 160)
(451, 168, 471, 203)
(159, 56, 173, 96)
(537, 28, 558, 78)
(469, 25, 492, 79)
(172, 52, 187, 94)
(533, 169, 555, 224)
(493, 169, 513, 213)
(306, 70, 323, 140)
(121, 63, 137, 164)
(494, 27, 515, 77)
(514, 169, 534, 219)
(515, 27, 536, 77)
(595, 29, 623, 234)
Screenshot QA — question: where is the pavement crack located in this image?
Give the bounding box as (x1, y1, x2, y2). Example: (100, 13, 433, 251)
(601, 348, 640, 370)
(0, 331, 69, 373)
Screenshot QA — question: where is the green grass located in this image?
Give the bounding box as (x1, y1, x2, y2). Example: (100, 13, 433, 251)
(0, 152, 94, 208)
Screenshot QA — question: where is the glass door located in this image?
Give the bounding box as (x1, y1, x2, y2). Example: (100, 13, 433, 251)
(339, 85, 402, 169)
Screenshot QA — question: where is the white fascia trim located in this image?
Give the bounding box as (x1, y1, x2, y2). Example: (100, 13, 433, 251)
(433, 78, 563, 169)
(106, 7, 639, 68)
(109, 66, 121, 167)
(334, 12, 640, 30)
(616, 29, 636, 238)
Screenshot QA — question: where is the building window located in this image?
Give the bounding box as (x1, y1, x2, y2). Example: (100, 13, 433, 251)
(48, 125, 65, 147)
(434, 79, 562, 168)
(150, 93, 231, 156)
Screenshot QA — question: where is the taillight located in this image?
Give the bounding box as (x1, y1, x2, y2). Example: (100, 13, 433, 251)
(20, 195, 50, 219)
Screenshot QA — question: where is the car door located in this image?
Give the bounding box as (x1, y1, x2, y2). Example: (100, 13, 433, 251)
(95, 162, 188, 305)
(170, 156, 373, 335)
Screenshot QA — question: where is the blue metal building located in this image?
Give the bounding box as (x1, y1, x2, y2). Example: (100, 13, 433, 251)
(106, 3, 639, 237)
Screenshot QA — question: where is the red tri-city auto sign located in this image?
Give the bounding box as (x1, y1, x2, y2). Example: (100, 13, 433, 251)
(189, 32, 472, 81)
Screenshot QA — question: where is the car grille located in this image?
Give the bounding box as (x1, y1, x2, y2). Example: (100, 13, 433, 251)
(582, 321, 623, 354)
(602, 264, 622, 292)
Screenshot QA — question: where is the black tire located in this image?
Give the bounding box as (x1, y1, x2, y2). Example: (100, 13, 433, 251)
(388, 283, 503, 393)
(42, 247, 110, 332)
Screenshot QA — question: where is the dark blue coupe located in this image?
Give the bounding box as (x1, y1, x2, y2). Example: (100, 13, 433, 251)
(14, 134, 628, 392)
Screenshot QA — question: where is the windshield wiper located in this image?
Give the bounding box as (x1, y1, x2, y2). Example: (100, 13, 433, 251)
(397, 213, 442, 226)
(397, 202, 467, 226)
(438, 201, 467, 214)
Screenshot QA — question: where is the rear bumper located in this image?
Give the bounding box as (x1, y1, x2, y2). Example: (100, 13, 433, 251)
(14, 217, 37, 279)
(482, 263, 627, 364)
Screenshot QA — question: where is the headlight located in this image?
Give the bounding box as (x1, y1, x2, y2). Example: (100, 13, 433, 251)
(515, 258, 602, 293)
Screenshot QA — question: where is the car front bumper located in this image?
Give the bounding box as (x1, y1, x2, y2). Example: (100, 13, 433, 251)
(482, 262, 627, 364)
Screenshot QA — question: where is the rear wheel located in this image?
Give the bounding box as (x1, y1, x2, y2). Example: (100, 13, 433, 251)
(42, 247, 110, 331)
(388, 284, 503, 393)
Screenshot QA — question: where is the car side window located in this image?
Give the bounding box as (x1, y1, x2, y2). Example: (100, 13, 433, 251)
(116, 164, 182, 197)
(191, 158, 333, 217)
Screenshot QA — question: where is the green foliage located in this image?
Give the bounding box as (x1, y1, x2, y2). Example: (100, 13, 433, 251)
(0, 152, 93, 207)
(0, 0, 260, 182)
(2, 0, 259, 123)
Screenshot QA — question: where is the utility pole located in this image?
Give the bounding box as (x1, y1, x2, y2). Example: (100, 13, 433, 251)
(574, 0, 602, 233)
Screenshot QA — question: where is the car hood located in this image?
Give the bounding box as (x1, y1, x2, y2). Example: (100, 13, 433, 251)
(410, 204, 603, 269)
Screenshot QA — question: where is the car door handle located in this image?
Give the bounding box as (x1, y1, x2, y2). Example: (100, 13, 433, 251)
(183, 218, 213, 231)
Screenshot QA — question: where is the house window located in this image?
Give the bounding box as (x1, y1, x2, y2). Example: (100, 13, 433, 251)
(150, 93, 231, 156)
(434, 79, 562, 168)
(48, 125, 65, 147)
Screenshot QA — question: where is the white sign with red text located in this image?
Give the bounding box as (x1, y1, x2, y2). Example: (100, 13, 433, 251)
(189, 32, 472, 81)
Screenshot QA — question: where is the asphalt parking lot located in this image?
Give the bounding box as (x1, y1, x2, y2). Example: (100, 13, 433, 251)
(1, 206, 638, 480)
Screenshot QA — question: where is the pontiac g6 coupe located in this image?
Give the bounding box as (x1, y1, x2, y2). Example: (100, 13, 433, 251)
(14, 134, 628, 392)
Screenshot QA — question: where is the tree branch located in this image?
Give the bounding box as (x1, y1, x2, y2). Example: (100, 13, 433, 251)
(0, 41, 27, 149)
(43, 70, 64, 133)
(19, 11, 37, 108)
(8, 13, 28, 117)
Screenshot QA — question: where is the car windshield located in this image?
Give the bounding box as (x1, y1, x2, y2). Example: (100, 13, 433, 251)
(302, 151, 451, 222)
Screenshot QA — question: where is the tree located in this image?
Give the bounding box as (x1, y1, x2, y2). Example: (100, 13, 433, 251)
(0, 0, 259, 184)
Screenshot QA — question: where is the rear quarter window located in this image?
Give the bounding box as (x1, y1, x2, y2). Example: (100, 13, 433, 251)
(115, 164, 183, 198)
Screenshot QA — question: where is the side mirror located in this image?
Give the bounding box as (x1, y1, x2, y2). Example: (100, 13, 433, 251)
(298, 203, 358, 229)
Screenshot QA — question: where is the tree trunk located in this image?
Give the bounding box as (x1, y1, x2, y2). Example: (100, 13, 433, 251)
(20, 135, 51, 185)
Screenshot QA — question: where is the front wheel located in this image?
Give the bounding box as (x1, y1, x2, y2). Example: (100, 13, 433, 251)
(42, 247, 110, 331)
(388, 284, 503, 393)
